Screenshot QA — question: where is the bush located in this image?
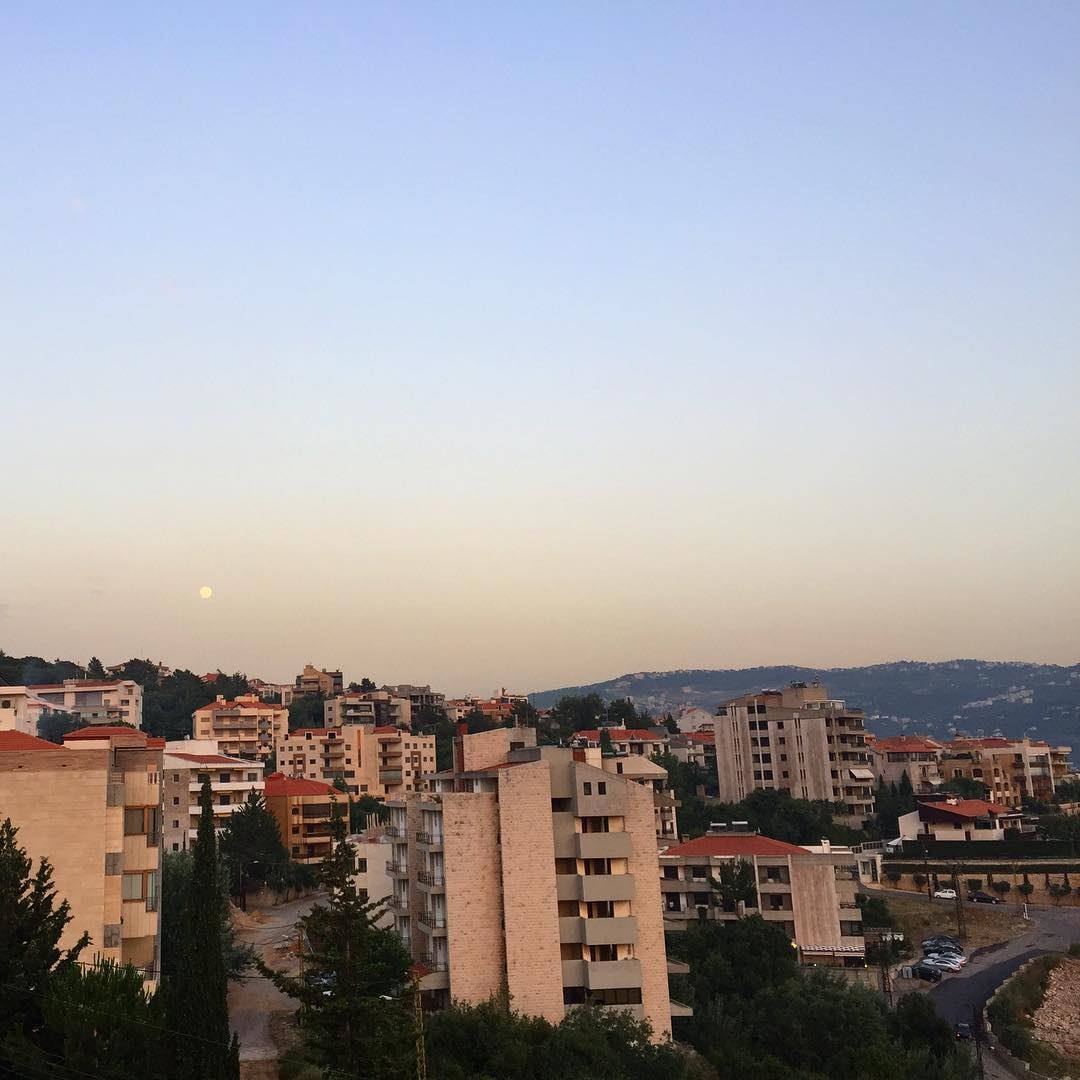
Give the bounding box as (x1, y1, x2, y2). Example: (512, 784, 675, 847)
(967, 878, 983, 892)
(912, 873, 927, 888)
(1018, 881, 1034, 897)
(885, 869, 902, 886)
(992, 880, 1011, 895)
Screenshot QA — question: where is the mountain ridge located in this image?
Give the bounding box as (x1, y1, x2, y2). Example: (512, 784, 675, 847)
(529, 659, 1080, 750)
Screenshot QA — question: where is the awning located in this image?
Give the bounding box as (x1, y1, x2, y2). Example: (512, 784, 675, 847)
(850, 768, 875, 780)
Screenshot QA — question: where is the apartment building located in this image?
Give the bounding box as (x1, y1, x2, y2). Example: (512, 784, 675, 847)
(940, 737, 1072, 807)
(162, 741, 265, 852)
(867, 735, 945, 792)
(572, 728, 670, 759)
(444, 689, 527, 724)
(192, 694, 287, 761)
(324, 690, 411, 729)
(898, 794, 1025, 842)
(348, 830, 394, 927)
(660, 830, 866, 967)
(714, 681, 875, 828)
(263, 773, 343, 865)
(382, 684, 446, 713)
(275, 725, 436, 796)
(282, 664, 343, 705)
(385, 726, 672, 1038)
(668, 731, 715, 774)
(0, 726, 163, 987)
(0, 678, 143, 733)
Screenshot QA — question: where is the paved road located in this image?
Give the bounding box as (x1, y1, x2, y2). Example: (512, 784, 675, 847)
(228, 893, 321, 1072)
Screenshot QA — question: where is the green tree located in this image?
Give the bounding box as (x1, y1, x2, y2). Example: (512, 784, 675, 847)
(941, 776, 987, 799)
(35, 710, 88, 744)
(599, 728, 615, 756)
(663, 713, 680, 736)
(164, 782, 240, 1080)
(26, 959, 168, 1079)
(349, 794, 388, 833)
(510, 698, 539, 725)
(85, 656, 107, 679)
(288, 692, 326, 732)
(260, 800, 413, 1080)
(711, 859, 758, 912)
(218, 791, 290, 905)
(606, 698, 638, 726)
(0, 819, 89, 1073)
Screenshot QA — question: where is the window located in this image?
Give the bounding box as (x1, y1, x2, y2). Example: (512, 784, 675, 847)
(583, 782, 592, 795)
(172, 772, 180, 782)
(563, 986, 587, 1005)
(663, 866, 679, 879)
(172, 796, 180, 805)
(551, 798, 572, 812)
(555, 858, 578, 875)
(840, 921, 863, 937)
(292, 826, 299, 834)
(585, 901, 615, 919)
(172, 819, 179, 828)
(557, 900, 580, 917)
(247, 772, 258, 782)
(589, 944, 617, 962)
(124, 807, 156, 835)
(616, 762, 623, 774)
(122, 873, 145, 900)
(219, 772, 231, 783)
(218, 794, 230, 806)
(597, 782, 606, 795)
(356, 858, 367, 873)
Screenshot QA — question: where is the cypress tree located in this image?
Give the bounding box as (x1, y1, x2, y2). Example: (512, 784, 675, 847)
(167, 781, 239, 1080)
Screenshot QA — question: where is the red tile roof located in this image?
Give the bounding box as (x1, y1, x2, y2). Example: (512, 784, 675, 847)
(0, 731, 61, 752)
(918, 798, 1015, 819)
(663, 834, 808, 858)
(63, 726, 149, 742)
(574, 729, 665, 743)
(194, 698, 283, 712)
(263, 773, 341, 797)
(686, 732, 715, 744)
(28, 679, 132, 690)
(871, 736, 944, 753)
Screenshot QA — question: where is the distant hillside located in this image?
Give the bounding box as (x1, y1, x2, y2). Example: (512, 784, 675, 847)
(531, 661, 1080, 750)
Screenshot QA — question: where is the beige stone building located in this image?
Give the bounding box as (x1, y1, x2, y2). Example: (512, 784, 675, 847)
(193, 694, 287, 761)
(275, 724, 436, 797)
(162, 741, 265, 852)
(348, 831, 395, 928)
(0, 727, 163, 987)
(897, 794, 1025, 842)
(324, 690, 411, 729)
(1, 678, 143, 733)
(385, 726, 673, 1038)
(282, 664, 343, 706)
(867, 735, 945, 792)
(263, 773, 343, 864)
(660, 830, 866, 967)
(940, 737, 1072, 807)
(571, 727, 670, 758)
(714, 682, 875, 828)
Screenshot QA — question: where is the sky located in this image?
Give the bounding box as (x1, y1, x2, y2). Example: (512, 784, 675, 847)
(2, 3, 1078, 695)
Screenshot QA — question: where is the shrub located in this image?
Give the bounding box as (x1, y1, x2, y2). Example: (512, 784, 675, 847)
(912, 873, 927, 888)
(992, 880, 1011, 895)
(884, 869, 902, 886)
(1017, 881, 1034, 897)
(967, 878, 984, 892)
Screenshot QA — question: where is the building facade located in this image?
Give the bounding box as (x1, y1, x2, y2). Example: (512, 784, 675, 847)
(324, 690, 412, 730)
(385, 727, 672, 1038)
(1, 679, 143, 732)
(162, 741, 265, 852)
(263, 773, 343, 864)
(714, 682, 875, 828)
(939, 737, 1072, 807)
(282, 664, 343, 705)
(897, 794, 1025, 842)
(0, 727, 163, 987)
(192, 694, 288, 761)
(659, 831, 866, 967)
(867, 735, 945, 792)
(348, 831, 395, 928)
(275, 725, 436, 797)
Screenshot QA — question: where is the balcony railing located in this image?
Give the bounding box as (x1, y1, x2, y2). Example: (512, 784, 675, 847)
(419, 953, 449, 972)
(416, 831, 444, 845)
(386, 861, 409, 876)
(417, 870, 445, 887)
(418, 911, 447, 930)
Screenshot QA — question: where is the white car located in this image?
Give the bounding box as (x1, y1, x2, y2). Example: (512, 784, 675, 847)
(933, 888, 957, 900)
(925, 949, 966, 965)
(922, 955, 963, 971)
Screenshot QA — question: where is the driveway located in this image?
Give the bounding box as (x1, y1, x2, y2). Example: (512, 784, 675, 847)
(228, 893, 322, 1074)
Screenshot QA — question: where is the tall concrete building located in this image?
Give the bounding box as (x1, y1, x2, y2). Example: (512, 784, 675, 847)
(263, 772, 343, 865)
(940, 737, 1072, 807)
(324, 690, 412, 729)
(282, 664, 343, 705)
(867, 735, 945, 793)
(0, 726, 163, 987)
(275, 724, 436, 796)
(714, 681, 875, 828)
(193, 694, 288, 762)
(162, 741, 265, 852)
(386, 726, 672, 1038)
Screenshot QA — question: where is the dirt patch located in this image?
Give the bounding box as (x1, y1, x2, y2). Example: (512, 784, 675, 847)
(1032, 957, 1080, 1061)
(882, 893, 1028, 950)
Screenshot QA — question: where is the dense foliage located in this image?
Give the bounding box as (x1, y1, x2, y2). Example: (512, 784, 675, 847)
(668, 916, 975, 1080)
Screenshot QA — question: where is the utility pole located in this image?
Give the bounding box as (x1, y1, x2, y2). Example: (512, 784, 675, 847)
(922, 843, 932, 903)
(971, 1004, 986, 1080)
(951, 865, 967, 942)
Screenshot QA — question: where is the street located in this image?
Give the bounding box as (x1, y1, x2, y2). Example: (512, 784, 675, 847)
(228, 892, 322, 1078)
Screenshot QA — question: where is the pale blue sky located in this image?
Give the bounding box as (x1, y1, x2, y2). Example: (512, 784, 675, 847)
(3, 3, 1078, 692)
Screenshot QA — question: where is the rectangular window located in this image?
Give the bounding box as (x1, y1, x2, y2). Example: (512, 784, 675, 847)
(219, 772, 231, 783)
(218, 794, 230, 806)
(172, 820, 179, 829)
(583, 782, 592, 795)
(172, 773, 180, 782)
(122, 873, 144, 900)
(172, 796, 180, 806)
(551, 798, 572, 812)
(555, 858, 578, 875)
(597, 782, 606, 795)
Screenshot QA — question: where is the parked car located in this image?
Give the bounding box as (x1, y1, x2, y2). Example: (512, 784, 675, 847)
(913, 963, 943, 982)
(932, 888, 957, 900)
(925, 949, 966, 965)
(968, 891, 1005, 905)
(954, 1023, 973, 1041)
(922, 935, 962, 948)
(920, 959, 963, 976)
(922, 938, 962, 953)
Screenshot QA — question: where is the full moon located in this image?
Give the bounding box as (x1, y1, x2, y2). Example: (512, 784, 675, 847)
(199, 585, 214, 600)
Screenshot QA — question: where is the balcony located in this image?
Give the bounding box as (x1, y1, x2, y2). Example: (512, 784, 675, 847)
(387, 896, 409, 914)
(556, 874, 635, 903)
(419, 953, 448, 972)
(418, 911, 447, 934)
(386, 861, 410, 877)
(417, 869, 445, 890)
(559, 832, 633, 860)
(416, 831, 444, 849)
(560, 916, 638, 946)
(379, 770, 403, 784)
(384, 824, 407, 839)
